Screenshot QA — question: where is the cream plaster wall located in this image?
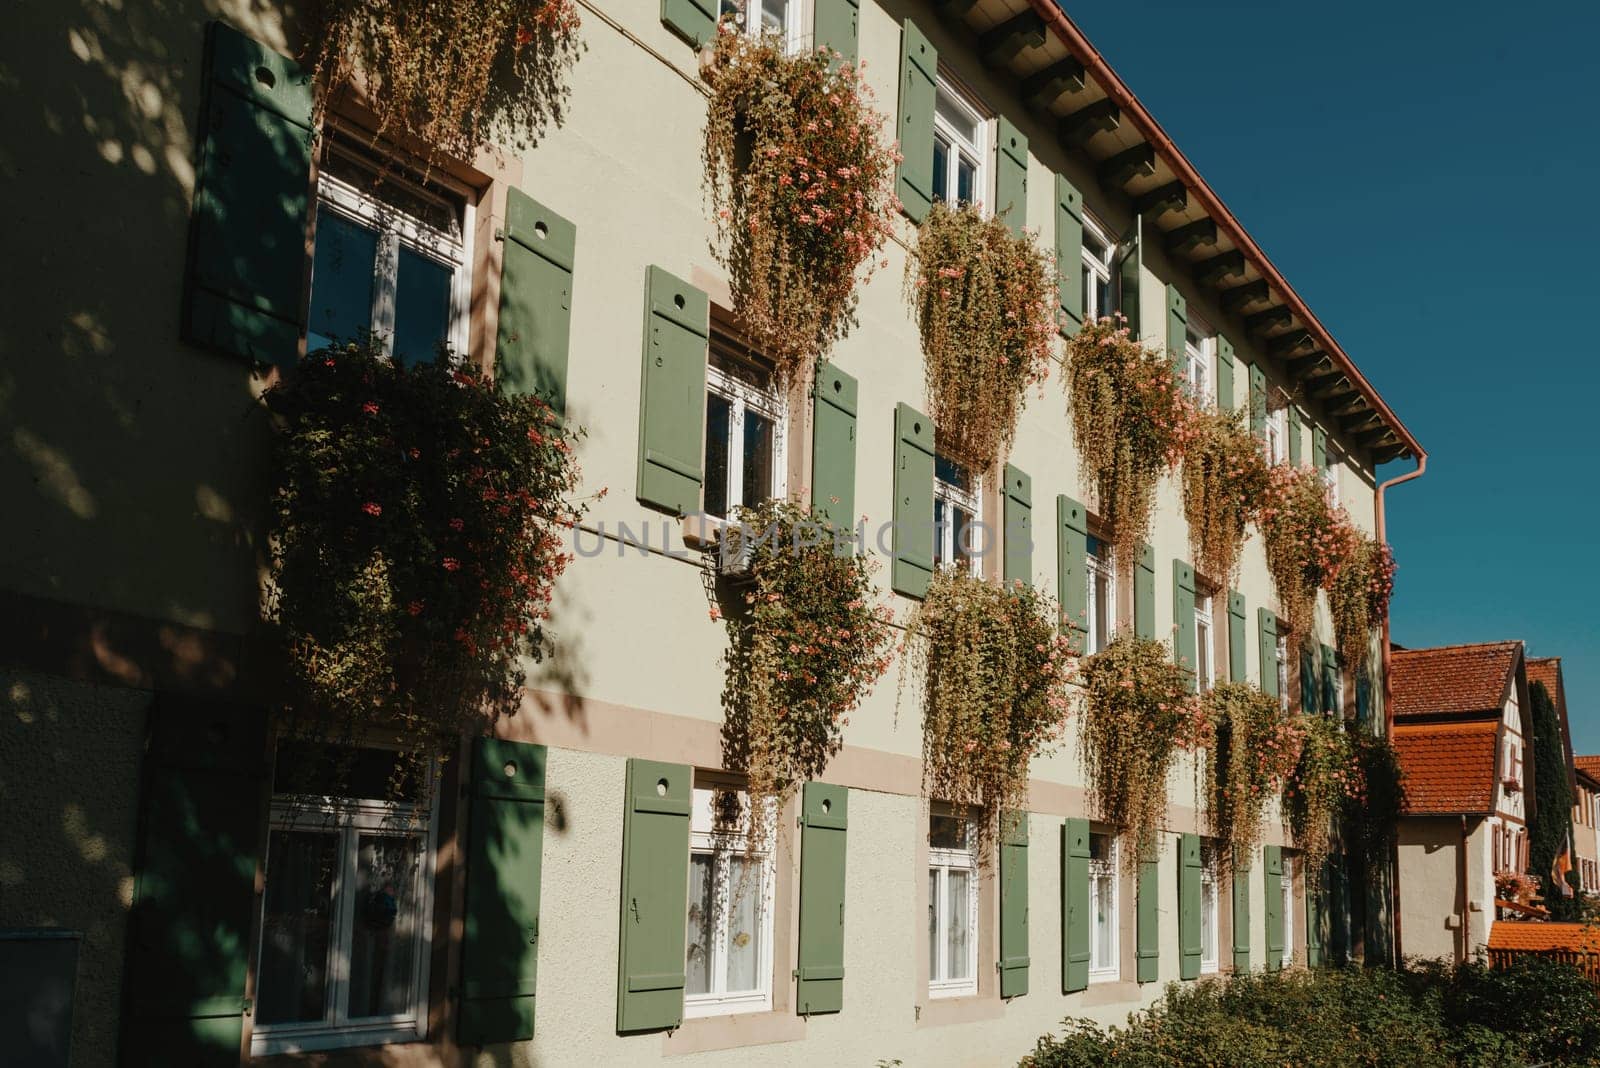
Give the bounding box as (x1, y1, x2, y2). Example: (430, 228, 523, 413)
(1397, 816, 1465, 963)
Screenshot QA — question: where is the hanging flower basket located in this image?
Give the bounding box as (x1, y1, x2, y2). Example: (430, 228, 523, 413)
(1328, 533, 1395, 669)
(1258, 463, 1358, 634)
(1202, 682, 1303, 866)
(1283, 712, 1356, 890)
(1180, 406, 1268, 587)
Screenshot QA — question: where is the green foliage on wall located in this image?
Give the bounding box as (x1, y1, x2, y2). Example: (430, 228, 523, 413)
(1528, 680, 1576, 914)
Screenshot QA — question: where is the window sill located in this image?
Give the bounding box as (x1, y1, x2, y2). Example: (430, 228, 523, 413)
(680, 513, 727, 551)
(661, 1007, 805, 1057)
(916, 991, 1004, 1029)
(251, 1021, 425, 1058)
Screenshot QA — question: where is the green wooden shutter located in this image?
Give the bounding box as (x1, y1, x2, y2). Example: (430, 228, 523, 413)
(1312, 425, 1328, 472)
(636, 266, 708, 516)
(1216, 335, 1235, 413)
(496, 190, 575, 413)
(662, 0, 716, 46)
(122, 697, 266, 1065)
(616, 759, 692, 1033)
(896, 21, 938, 224)
(1004, 464, 1033, 587)
(1306, 866, 1324, 968)
(1134, 542, 1156, 640)
(1356, 668, 1374, 726)
(1057, 495, 1089, 653)
(1290, 406, 1306, 466)
(891, 402, 935, 598)
(1173, 559, 1196, 691)
(995, 116, 1029, 237)
(183, 21, 313, 369)
(1300, 643, 1318, 713)
(1062, 818, 1091, 993)
(460, 738, 546, 1044)
(999, 812, 1030, 998)
(1227, 591, 1247, 683)
(1322, 644, 1340, 715)
(1263, 845, 1284, 971)
(1115, 217, 1142, 336)
(1056, 175, 1084, 336)
(1166, 284, 1187, 370)
(814, 0, 860, 66)
(1232, 852, 1251, 974)
(1249, 363, 1267, 439)
(812, 363, 859, 533)
(796, 782, 848, 1015)
(1178, 833, 1202, 980)
(1258, 608, 1278, 698)
(1136, 844, 1160, 983)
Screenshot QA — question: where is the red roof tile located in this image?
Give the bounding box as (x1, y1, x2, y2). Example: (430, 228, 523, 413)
(1528, 657, 1563, 704)
(1393, 719, 1499, 814)
(1576, 755, 1600, 778)
(1489, 921, 1600, 953)
(1391, 641, 1521, 719)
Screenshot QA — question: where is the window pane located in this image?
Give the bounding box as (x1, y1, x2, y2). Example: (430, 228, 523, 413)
(934, 455, 971, 491)
(928, 869, 940, 979)
(758, 0, 788, 35)
(257, 830, 338, 1025)
(1196, 622, 1211, 692)
(273, 742, 420, 802)
(393, 246, 453, 366)
(929, 814, 967, 851)
(704, 393, 731, 519)
(308, 209, 378, 353)
(1200, 878, 1216, 965)
(741, 408, 773, 510)
(932, 137, 949, 204)
(686, 854, 714, 995)
(348, 834, 423, 1019)
(946, 869, 972, 979)
(1092, 571, 1111, 653)
(952, 504, 973, 571)
(1092, 872, 1113, 968)
(933, 498, 949, 568)
(956, 155, 976, 206)
(935, 89, 978, 143)
(723, 857, 764, 993)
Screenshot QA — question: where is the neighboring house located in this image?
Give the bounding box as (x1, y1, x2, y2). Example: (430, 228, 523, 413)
(1575, 755, 1600, 894)
(0, 0, 1424, 1065)
(1392, 641, 1534, 962)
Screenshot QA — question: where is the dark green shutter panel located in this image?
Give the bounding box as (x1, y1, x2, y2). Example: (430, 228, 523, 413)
(1322, 644, 1340, 716)
(496, 190, 575, 413)
(1263, 845, 1284, 971)
(1062, 818, 1091, 993)
(1056, 174, 1084, 335)
(1356, 668, 1374, 726)
(460, 739, 547, 1044)
(1166, 284, 1187, 370)
(1258, 609, 1278, 698)
(995, 116, 1029, 237)
(661, 0, 716, 46)
(1136, 845, 1160, 983)
(891, 402, 935, 598)
(814, 0, 860, 66)
(1178, 833, 1202, 980)
(183, 21, 313, 369)
(1004, 464, 1033, 587)
(1114, 217, 1142, 336)
(1249, 363, 1267, 439)
(1313, 425, 1328, 472)
(896, 21, 938, 224)
(999, 812, 1030, 998)
(1300, 643, 1321, 714)
(123, 696, 266, 1065)
(1227, 591, 1247, 683)
(1287, 406, 1303, 466)
(1173, 560, 1196, 691)
(636, 266, 708, 516)
(616, 759, 692, 1033)
(812, 363, 859, 532)
(1215, 335, 1236, 413)
(1232, 853, 1251, 974)
(1057, 495, 1089, 653)
(1134, 542, 1156, 640)
(796, 782, 848, 1015)
(1306, 868, 1324, 968)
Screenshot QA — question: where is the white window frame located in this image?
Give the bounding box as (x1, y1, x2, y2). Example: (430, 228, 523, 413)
(1086, 538, 1117, 655)
(1195, 593, 1215, 693)
(1275, 634, 1290, 712)
(312, 152, 472, 363)
(1280, 855, 1294, 969)
(251, 752, 438, 1056)
(933, 457, 982, 577)
(684, 782, 777, 1019)
(1081, 215, 1114, 324)
(932, 75, 989, 213)
(928, 808, 980, 998)
(1184, 322, 1213, 408)
(1265, 406, 1288, 466)
(1200, 864, 1220, 974)
(1088, 833, 1120, 982)
(1322, 444, 1341, 507)
(703, 344, 789, 521)
(726, 0, 804, 52)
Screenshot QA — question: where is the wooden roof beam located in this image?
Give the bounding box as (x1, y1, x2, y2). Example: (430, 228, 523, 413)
(1099, 143, 1157, 189)
(1164, 218, 1218, 256)
(1134, 180, 1186, 217)
(1060, 99, 1120, 144)
(1219, 278, 1269, 312)
(1195, 250, 1247, 287)
(1021, 58, 1086, 110)
(1244, 307, 1293, 333)
(980, 11, 1047, 67)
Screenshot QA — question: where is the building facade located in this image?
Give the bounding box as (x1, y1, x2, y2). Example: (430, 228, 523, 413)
(0, 0, 1421, 1064)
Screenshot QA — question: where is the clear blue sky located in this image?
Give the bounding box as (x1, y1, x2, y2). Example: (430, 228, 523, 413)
(1062, 0, 1599, 748)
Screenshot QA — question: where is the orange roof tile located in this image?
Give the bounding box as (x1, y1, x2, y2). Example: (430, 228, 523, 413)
(1391, 641, 1521, 719)
(1393, 719, 1499, 814)
(1528, 657, 1563, 704)
(1576, 755, 1600, 778)
(1489, 922, 1600, 953)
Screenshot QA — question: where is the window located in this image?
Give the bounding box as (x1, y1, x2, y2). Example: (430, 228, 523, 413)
(1279, 855, 1294, 969)
(253, 743, 437, 1055)
(933, 454, 981, 575)
(720, 0, 801, 51)
(1275, 635, 1290, 712)
(1195, 594, 1215, 693)
(1200, 862, 1220, 974)
(1265, 406, 1287, 465)
(932, 78, 988, 210)
(307, 143, 471, 365)
(1086, 535, 1116, 654)
(928, 809, 979, 997)
(1322, 444, 1340, 506)
(685, 782, 775, 1018)
(703, 338, 787, 521)
(1089, 832, 1120, 981)
(1082, 217, 1114, 323)
(1184, 325, 1211, 407)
